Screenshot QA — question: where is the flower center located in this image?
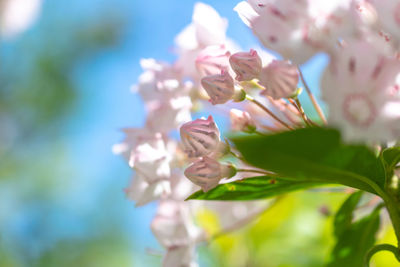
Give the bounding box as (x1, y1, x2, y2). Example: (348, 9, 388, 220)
(342, 93, 376, 128)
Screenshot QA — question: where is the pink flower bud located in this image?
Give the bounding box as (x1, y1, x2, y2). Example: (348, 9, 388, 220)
(229, 49, 262, 81)
(229, 108, 256, 133)
(259, 60, 299, 100)
(184, 156, 237, 192)
(195, 45, 231, 76)
(180, 115, 221, 158)
(201, 70, 239, 105)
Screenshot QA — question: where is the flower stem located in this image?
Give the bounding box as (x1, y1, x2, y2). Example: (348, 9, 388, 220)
(364, 244, 400, 267)
(298, 67, 327, 124)
(246, 95, 294, 130)
(236, 168, 276, 176)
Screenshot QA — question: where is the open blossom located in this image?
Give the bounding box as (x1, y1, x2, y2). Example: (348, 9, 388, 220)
(174, 3, 228, 80)
(234, 0, 361, 63)
(146, 95, 193, 133)
(129, 138, 171, 183)
(370, 0, 400, 43)
(0, 0, 42, 38)
(321, 36, 400, 142)
(230, 108, 256, 133)
(151, 200, 201, 266)
(259, 60, 299, 99)
(180, 116, 223, 158)
(135, 59, 185, 105)
(229, 49, 262, 81)
(125, 174, 171, 207)
(196, 44, 231, 76)
(234, 0, 317, 63)
(184, 156, 237, 192)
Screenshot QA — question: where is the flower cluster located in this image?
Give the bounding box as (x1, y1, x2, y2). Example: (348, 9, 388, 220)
(116, 0, 400, 266)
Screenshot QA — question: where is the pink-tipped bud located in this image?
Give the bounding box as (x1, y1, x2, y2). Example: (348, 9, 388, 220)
(180, 115, 221, 158)
(184, 156, 237, 192)
(196, 45, 231, 76)
(229, 49, 262, 81)
(230, 108, 256, 133)
(259, 60, 299, 99)
(201, 70, 236, 105)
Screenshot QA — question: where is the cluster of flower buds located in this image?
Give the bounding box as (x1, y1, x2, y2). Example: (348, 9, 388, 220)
(116, 0, 400, 265)
(180, 116, 237, 192)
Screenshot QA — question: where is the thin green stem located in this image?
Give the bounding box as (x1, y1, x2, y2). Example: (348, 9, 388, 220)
(351, 174, 400, 248)
(229, 151, 245, 161)
(246, 95, 294, 130)
(364, 244, 400, 267)
(236, 168, 276, 176)
(254, 130, 267, 136)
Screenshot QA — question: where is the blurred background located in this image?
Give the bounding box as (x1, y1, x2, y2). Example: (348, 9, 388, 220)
(0, 0, 398, 266)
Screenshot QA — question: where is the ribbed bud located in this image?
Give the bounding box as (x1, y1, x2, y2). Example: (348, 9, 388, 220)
(180, 115, 220, 158)
(230, 108, 256, 133)
(184, 156, 237, 192)
(201, 70, 235, 105)
(229, 49, 262, 81)
(259, 60, 299, 99)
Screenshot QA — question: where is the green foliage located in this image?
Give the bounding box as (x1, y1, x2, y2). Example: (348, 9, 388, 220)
(381, 147, 400, 181)
(232, 127, 385, 195)
(327, 192, 381, 267)
(333, 191, 363, 238)
(187, 176, 321, 200)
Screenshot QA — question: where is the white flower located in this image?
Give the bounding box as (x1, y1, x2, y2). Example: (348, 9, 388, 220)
(234, 0, 359, 63)
(129, 138, 171, 183)
(230, 109, 256, 132)
(151, 200, 200, 248)
(124, 174, 171, 207)
(370, 0, 400, 43)
(0, 0, 42, 38)
(163, 246, 198, 267)
(174, 3, 228, 79)
(321, 36, 400, 142)
(195, 44, 231, 77)
(234, 0, 318, 63)
(146, 95, 193, 133)
(112, 128, 162, 160)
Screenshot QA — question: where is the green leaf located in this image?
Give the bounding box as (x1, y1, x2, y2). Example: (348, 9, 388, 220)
(186, 176, 322, 201)
(381, 147, 400, 180)
(328, 193, 381, 267)
(333, 191, 363, 238)
(232, 128, 386, 195)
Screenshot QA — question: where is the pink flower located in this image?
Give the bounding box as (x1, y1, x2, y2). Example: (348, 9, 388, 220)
(174, 3, 228, 80)
(321, 36, 400, 142)
(195, 44, 231, 76)
(124, 174, 171, 207)
(234, 0, 317, 63)
(234, 0, 358, 63)
(369, 0, 400, 43)
(229, 49, 262, 81)
(184, 156, 237, 192)
(151, 200, 200, 248)
(201, 70, 235, 104)
(180, 116, 222, 158)
(146, 95, 193, 133)
(230, 108, 256, 133)
(129, 138, 171, 183)
(259, 60, 299, 99)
